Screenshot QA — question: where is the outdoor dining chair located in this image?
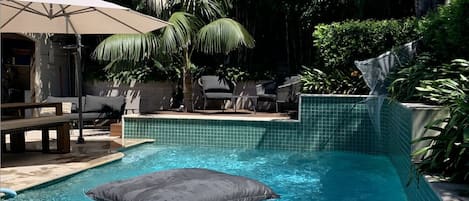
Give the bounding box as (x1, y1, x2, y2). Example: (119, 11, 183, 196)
(256, 75, 302, 112)
(197, 75, 236, 111)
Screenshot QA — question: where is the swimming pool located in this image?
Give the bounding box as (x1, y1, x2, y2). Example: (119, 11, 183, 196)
(13, 144, 407, 201)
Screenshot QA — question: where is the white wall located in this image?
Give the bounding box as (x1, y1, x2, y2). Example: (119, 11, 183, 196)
(84, 80, 175, 113)
(86, 80, 276, 113)
(403, 103, 449, 162)
(28, 34, 70, 103)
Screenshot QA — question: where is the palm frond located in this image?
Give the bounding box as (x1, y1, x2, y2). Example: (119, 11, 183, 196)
(92, 33, 160, 62)
(195, 18, 255, 54)
(193, 0, 226, 20)
(160, 12, 202, 52)
(140, 0, 172, 18)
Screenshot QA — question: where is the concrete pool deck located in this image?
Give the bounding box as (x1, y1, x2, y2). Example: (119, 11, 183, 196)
(0, 129, 153, 192)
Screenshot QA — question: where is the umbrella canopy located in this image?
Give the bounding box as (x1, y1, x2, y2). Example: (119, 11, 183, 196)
(0, 0, 168, 34)
(0, 0, 169, 143)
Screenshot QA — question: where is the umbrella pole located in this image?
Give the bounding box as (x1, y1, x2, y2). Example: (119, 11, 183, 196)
(76, 34, 85, 144)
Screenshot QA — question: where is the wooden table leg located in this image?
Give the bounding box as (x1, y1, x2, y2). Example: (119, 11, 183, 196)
(56, 123, 70, 153)
(1, 134, 6, 152)
(42, 128, 50, 153)
(10, 131, 25, 153)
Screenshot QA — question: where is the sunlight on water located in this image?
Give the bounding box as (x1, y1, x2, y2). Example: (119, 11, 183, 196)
(12, 144, 407, 201)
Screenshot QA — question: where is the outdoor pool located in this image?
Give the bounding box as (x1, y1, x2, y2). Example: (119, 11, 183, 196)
(12, 144, 407, 201)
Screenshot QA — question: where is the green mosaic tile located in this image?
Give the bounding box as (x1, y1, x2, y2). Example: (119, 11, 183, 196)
(383, 100, 440, 201)
(124, 95, 440, 201)
(125, 96, 381, 153)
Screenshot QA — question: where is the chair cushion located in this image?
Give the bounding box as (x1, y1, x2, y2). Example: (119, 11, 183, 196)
(46, 96, 84, 112)
(39, 102, 73, 116)
(86, 168, 279, 201)
(65, 112, 108, 121)
(257, 81, 277, 95)
(205, 92, 233, 99)
(258, 94, 277, 101)
(200, 76, 232, 92)
(282, 75, 301, 85)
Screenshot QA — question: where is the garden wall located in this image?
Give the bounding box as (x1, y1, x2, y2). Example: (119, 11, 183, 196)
(85, 80, 276, 113)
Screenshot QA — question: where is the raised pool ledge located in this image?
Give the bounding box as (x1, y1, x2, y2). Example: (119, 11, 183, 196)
(123, 113, 294, 122)
(122, 95, 443, 201)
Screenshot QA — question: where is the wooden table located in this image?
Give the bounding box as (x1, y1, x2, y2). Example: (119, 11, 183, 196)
(1, 102, 63, 116)
(1, 102, 70, 153)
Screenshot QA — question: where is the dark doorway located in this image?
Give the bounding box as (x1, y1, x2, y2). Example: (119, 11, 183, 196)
(1, 34, 35, 103)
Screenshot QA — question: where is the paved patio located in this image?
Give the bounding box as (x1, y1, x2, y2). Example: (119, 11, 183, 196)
(0, 129, 153, 192)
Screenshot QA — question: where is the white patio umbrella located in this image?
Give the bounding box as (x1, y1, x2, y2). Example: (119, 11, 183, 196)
(0, 0, 169, 143)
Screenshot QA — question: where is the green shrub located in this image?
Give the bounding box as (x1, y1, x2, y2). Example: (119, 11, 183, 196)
(301, 66, 366, 94)
(313, 18, 420, 75)
(388, 53, 439, 102)
(413, 59, 469, 182)
(420, 0, 469, 62)
(103, 59, 181, 84)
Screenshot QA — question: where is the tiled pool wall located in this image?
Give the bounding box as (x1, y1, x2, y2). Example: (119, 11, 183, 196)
(123, 94, 440, 201)
(299, 95, 379, 153)
(124, 95, 380, 153)
(383, 101, 441, 201)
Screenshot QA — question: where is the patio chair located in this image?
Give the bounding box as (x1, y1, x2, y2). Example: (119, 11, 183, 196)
(256, 75, 302, 112)
(197, 75, 236, 111)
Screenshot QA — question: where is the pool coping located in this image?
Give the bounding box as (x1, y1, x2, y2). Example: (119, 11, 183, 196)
(1, 138, 154, 193)
(123, 113, 295, 122)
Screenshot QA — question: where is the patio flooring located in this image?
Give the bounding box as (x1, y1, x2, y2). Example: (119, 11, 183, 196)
(0, 129, 153, 192)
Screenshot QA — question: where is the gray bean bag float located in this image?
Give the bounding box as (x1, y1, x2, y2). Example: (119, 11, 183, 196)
(86, 168, 279, 201)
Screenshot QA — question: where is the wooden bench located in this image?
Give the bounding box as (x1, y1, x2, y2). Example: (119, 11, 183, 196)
(1, 103, 71, 153)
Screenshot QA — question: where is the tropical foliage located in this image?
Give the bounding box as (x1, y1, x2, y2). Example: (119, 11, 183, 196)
(386, 0, 469, 183)
(313, 18, 420, 74)
(303, 18, 420, 95)
(231, 0, 415, 75)
(412, 59, 469, 182)
(388, 53, 438, 102)
(419, 0, 469, 61)
(92, 0, 254, 112)
(389, 0, 469, 101)
(301, 66, 365, 94)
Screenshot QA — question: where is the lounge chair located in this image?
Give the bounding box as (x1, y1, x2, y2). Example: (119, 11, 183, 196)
(256, 75, 302, 112)
(197, 75, 236, 111)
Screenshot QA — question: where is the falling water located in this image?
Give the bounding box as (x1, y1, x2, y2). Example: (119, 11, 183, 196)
(355, 41, 417, 150)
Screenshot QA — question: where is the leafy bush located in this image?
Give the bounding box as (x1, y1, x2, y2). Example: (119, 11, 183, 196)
(301, 66, 366, 94)
(215, 66, 250, 82)
(420, 0, 469, 62)
(413, 59, 469, 182)
(387, 53, 439, 102)
(103, 59, 180, 84)
(313, 18, 420, 74)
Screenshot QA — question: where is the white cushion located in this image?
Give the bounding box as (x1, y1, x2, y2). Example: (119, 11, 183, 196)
(46, 96, 84, 112)
(39, 102, 72, 117)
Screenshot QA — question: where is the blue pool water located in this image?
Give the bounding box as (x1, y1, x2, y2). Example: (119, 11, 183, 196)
(12, 144, 407, 201)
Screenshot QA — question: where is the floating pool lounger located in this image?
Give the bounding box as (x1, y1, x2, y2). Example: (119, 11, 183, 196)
(0, 188, 17, 199)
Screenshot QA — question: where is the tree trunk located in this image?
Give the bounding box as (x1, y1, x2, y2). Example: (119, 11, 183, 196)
(182, 48, 194, 112)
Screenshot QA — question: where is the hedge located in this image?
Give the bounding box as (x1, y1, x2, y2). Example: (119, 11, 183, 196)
(313, 18, 421, 73)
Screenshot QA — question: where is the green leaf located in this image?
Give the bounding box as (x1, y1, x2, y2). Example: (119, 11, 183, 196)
(195, 18, 255, 54)
(412, 146, 431, 156)
(464, 128, 469, 143)
(161, 12, 202, 52)
(92, 33, 160, 62)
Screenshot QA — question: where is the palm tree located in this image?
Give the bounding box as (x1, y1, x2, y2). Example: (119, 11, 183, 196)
(92, 0, 255, 112)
